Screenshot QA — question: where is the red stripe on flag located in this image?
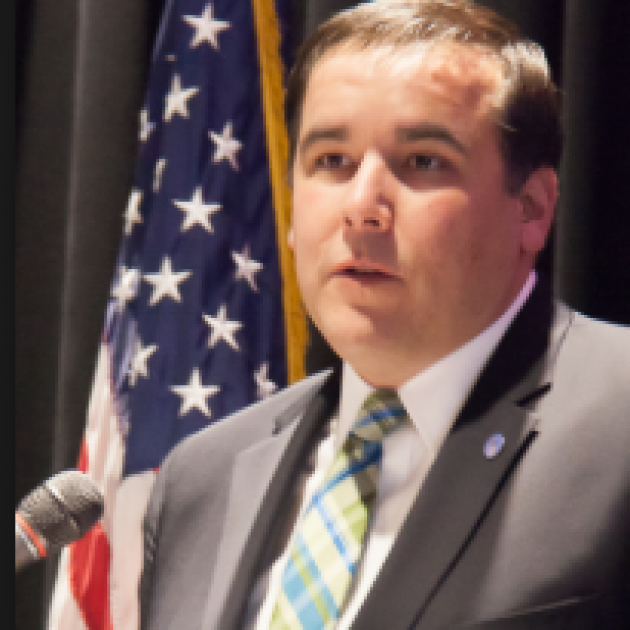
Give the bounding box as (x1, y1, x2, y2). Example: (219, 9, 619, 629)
(69, 525, 113, 630)
(69, 438, 113, 630)
(77, 439, 89, 474)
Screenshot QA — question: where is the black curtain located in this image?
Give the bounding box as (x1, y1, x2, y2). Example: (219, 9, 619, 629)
(15, 2, 630, 629)
(16, 2, 162, 628)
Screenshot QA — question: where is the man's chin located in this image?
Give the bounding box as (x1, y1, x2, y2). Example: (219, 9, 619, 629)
(320, 317, 407, 362)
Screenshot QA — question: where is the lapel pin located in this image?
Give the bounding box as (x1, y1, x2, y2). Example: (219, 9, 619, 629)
(484, 433, 505, 459)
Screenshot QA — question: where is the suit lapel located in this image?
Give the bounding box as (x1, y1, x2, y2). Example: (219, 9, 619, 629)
(353, 398, 539, 630)
(354, 280, 570, 629)
(203, 369, 340, 630)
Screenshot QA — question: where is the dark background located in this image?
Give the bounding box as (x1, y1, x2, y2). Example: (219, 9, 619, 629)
(16, 1, 630, 629)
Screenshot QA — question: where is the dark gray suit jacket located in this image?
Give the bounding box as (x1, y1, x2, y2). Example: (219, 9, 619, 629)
(140, 282, 630, 629)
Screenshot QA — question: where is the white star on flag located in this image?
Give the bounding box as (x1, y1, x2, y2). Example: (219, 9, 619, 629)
(170, 368, 220, 418)
(124, 189, 143, 235)
(209, 121, 242, 170)
(127, 338, 158, 387)
(143, 256, 192, 306)
(164, 74, 199, 122)
(139, 108, 155, 143)
(111, 266, 140, 311)
(204, 304, 242, 351)
(173, 186, 222, 233)
(183, 3, 231, 50)
(153, 158, 167, 192)
(254, 362, 277, 399)
(232, 245, 263, 292)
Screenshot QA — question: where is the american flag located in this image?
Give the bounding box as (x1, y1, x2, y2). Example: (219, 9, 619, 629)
(47, 1, 304, 628)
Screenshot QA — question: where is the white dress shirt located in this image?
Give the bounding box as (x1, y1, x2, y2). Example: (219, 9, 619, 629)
(245, 272, 537, 629)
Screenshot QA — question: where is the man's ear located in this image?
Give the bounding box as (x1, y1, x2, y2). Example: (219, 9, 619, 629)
(287, 226, 295, 251)
(518, 167, 558, 257)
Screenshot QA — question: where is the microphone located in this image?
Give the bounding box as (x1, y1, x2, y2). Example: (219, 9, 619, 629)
(15, 469, 104, 571)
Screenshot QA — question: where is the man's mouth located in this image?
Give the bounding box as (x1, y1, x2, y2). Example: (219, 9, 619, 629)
(343, 267, 387, 276)
(333, 263, 397, 280)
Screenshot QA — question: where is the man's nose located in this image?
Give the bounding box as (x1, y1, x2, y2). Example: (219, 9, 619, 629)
(343, 152, 393, 232)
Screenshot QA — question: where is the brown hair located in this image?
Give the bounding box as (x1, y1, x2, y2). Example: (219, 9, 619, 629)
(285, 0, 563, 193)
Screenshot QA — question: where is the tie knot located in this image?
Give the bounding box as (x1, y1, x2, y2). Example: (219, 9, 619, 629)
(351, 389, 409, 443)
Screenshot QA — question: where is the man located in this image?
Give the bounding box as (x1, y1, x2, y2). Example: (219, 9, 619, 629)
(139, 2, 630, 628)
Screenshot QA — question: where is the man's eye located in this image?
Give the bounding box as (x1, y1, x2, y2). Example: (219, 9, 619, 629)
(315, 154, 350, 169)
(408, 154, 442, 170)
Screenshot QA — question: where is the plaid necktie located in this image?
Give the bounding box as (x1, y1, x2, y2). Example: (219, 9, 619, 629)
(270, 389, 409, 629)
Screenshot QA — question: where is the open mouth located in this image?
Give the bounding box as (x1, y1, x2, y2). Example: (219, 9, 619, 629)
(335, 265, 395, 281)
(343, 268, 387, 277)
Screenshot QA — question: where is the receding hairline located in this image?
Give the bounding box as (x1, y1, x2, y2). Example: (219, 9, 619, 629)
(291, 0, 524, 74)
(293, 40, 510, 157)
(308, 38, 509, 98)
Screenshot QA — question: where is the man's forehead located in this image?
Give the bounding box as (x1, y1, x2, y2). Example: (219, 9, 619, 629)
(310, 41, 505, 113)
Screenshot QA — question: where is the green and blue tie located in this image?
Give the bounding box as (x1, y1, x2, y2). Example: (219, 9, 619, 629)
(270, 389, 409, 629)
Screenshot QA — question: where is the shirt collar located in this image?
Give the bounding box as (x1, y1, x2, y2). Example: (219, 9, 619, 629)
(336, 271, 537, 454)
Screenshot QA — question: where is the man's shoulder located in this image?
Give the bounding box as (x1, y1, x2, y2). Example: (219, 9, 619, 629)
(549, 300, 630, 408)
(557, 301, 630, 365)
(160, 368, 336, 475)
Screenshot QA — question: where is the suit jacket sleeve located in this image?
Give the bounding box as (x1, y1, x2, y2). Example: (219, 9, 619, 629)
(139, 460, 167, 630)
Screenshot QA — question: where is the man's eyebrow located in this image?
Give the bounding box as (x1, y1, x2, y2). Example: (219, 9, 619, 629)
(396, 123, 468, 155)
(298, 126, 348, 155)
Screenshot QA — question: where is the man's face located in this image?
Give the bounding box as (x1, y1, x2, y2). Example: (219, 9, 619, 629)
(290, 45, 552, 387)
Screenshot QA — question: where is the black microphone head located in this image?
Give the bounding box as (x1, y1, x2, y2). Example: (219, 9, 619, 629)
(17, 470, 104, 553)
